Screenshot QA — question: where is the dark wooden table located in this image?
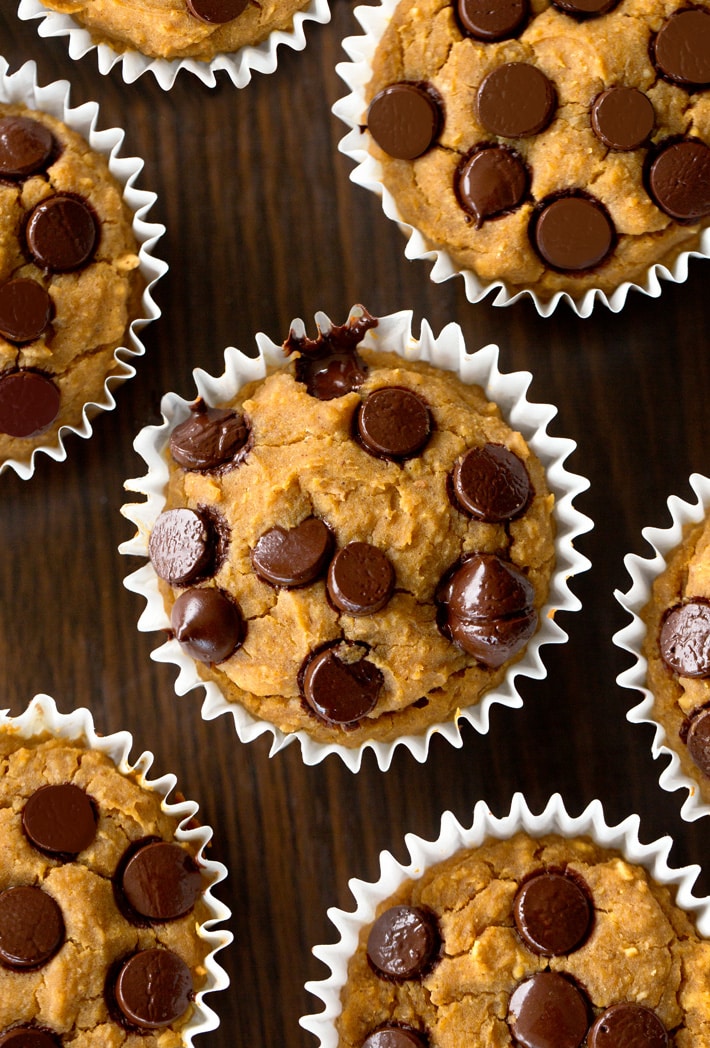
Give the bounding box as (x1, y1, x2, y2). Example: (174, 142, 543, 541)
(1, 6, 709, 1045)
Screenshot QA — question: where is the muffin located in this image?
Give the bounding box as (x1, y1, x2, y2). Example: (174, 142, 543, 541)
(302, 796, 710, 1048)
(334, 0, 710, 315)
(0, 693, 232, 1046)
(122, 305, 591, 770)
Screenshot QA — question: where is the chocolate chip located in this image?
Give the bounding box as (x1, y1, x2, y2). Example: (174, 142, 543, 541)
(0, 1030, 61, 1048)
(591, 86, 654, 151)
(531, 193, 615, 272)
(284, 309, 377, 401)
(588, 1003, 668, 1048)
(301, 643, 383, 725)
(367, 906, 440, 980)
(513, 871, 592, 956)
(362, 1027, 427, 1048)
(507, 972, 589, 1048)
(0, 279, 53, 343)
(0, 116, 55, 179)
(456, 146, 528, 225)
(436, 553, 537, 668)
(149, 509, 216, 587)
(648, 139, 710, 222)
(113, 948, 193, 1029)
(652, 9, 710, 87)
(251, 518, 333, 588)
(185, 0, 248, 22)
(456, 0, 528, 41)
(171, 587, 245, 664)
(477, 63, 556, 138)
(367, 83, 442, 160)
(356, 386, 432, 460)
(551, 0, 619, 16)
(327, 542, 395, 615)
(169, 402, 249, 471)
(22, 783, 97, 858)
(659, 601, 710, 677)
(120, 840, 203, 921)
(686, 708, 710, 778)
(0, 369, 60, 438)
(0, 886, 64, 970)
(451, 443, 531, 522)
(25, 195, 98, 273)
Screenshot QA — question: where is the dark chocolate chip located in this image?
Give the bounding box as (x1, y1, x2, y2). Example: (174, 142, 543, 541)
(686, 708, 710, 778)
(507, 972, 589, 1048)
(513, 871, 592, 956)
(284, 309, 376, 401)
(149, 508, 216, 587)
(551, 0, 619, 16)
(652, 9, 710, 87)
(301, 643, 383, 725)
(367, 906, 440, 981)
(169, 402, 249, 471)
(251, 518, 333, 588)
(22, 783, 97, 858)
(367, 83, 441, 161)
(0, 369, 60, 438)
(0, 1030, 61, 1048)
(120, 840, 202, 921)
(588, 1003, 668, 1048)
(591, 86, 654, 151)
(451, 443, 531, 522)
(114, 948, 193, 1029)
(0, 886, 64, 970)
(659, 601, 710, 677)
(456, 145, 528, 225)
(185, 0, 248, 22)
(356, 386, 432, 460)
(171, 587, 245, 664)
(0, 116, 55, 179)
(0, 279, 53, 343)
(25, 195, 98, 273)
(531, 194, 615, 271)
(648, 139, 710, 222)
(456, 0, 528, 41)
(476, 63, 556, 138)
(362, 1027, 427, 1048)
(327, 542, 395, 615)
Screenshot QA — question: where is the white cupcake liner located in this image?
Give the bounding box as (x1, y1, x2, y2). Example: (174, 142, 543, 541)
(333, 0, 710, 319)
(614, 472, 710, 823)
(17, 0, 331, 90)
(121, 306, 591, 771)
(300, 792, 710, 1047)
(0, 58, 167, 480)
(0, 692, 233, 1043)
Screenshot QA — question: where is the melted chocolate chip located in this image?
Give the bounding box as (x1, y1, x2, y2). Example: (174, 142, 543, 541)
(591, 86, 655, 151)
(653, 9, 710, 87)
(120, 840, 203, 922)
(284, 309, 377, 401)
(0, 116, 55, 180)
(588, 1003, 668, 1048)
(531, 194, 615, 272)
(0, 1030, 61, 1048)
(456, 0, 528, 41)
(149, 508, 217, 587)
(0, 886, 64, 970)
(171, 587, 245, 664)
(0, 278, 53, 343)
(22, 783, 97, 858)
(367, 906, 440, 981)
(327, 542, 395, 615)
(451, 443, 531, 522)
(507, 972, 589, 1048)
(552, 0, 619, 15)
(356, 386, 432, 460)
(169, 402, 249, 472)
(686, 708, 710, 777)
(25, 195, 98, 273)
(301, 642, 383, 725)
(362, 1027, 427, 1048)
(477, 63, 556, 138)
(648, 139, 710, 222)
(456, 145, 528, 225)
(0, 369, 60, 438)
(659, 601, 710, 677)
(367, 83, 442, 160)
(185, 0, 248, 22)
(113, 948, 193, 1029)
(251, 518, 333, 588)
(513, 871, 592, 956)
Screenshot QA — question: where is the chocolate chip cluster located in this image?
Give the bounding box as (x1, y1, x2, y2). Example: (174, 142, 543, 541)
(659, 600, 710, 778)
